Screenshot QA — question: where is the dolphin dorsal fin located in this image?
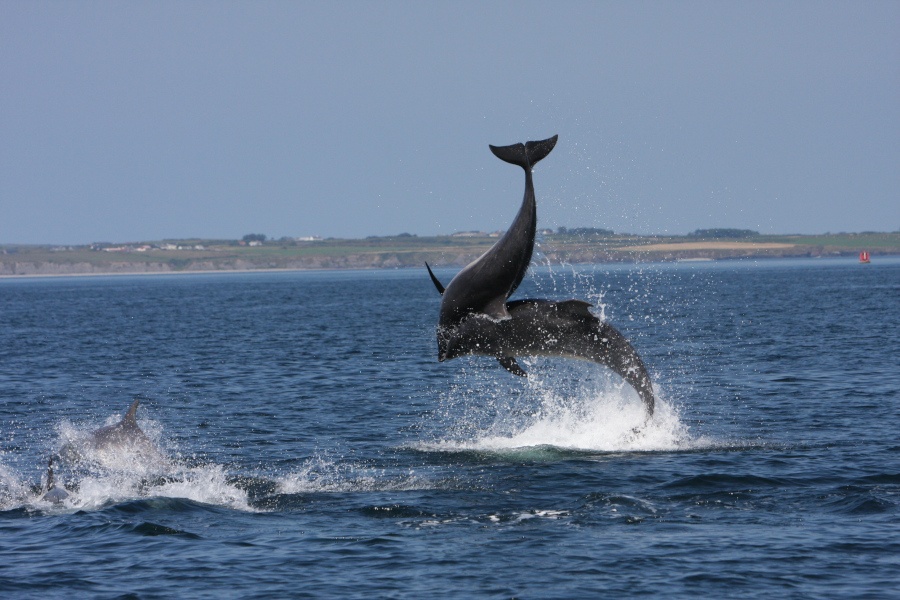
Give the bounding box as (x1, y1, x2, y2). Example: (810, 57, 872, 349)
(425, 263, 445, 295)
(124, 399, 140, 425)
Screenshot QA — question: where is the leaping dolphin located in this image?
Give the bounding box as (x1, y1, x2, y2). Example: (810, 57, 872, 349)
(426, 135, 655, 416)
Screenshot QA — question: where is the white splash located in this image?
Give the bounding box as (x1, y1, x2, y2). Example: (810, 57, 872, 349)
(69, 463, 252, 513)
(425, 369, 714, 454)
(0, 460, 33, 511)
(2, 414, 253, 513)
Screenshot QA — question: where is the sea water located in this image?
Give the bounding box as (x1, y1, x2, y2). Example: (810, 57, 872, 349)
(1, 258, 898, 598)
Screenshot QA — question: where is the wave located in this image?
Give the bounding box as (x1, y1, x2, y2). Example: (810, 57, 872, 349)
(276, 455, 436, 494)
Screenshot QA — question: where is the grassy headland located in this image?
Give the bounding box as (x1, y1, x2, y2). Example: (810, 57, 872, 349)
(1, 231, 897, 276)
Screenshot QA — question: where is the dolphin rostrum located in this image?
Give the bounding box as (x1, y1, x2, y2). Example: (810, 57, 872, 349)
(426, 135, 655, 416)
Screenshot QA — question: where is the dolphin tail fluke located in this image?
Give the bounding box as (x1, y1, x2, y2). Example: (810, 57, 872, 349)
(489, 134, 558, 170)
(124, 399, 140, 425)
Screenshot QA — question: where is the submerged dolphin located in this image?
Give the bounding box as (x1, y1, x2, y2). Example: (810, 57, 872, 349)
(426, 135, 655, 416)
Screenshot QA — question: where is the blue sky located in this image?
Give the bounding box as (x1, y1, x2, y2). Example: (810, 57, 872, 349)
(2, 1, 897, 244)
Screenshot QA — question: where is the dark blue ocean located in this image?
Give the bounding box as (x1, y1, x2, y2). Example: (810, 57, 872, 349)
(1, 257, 898, 598)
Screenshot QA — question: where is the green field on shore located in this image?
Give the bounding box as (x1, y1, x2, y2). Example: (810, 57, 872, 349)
(2, 231, 898, 276)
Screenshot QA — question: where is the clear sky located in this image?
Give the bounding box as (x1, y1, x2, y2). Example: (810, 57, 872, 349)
(2, 1, 898, 245)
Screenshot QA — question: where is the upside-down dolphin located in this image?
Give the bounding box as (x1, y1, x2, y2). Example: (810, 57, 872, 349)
(426, 135, 655, 416)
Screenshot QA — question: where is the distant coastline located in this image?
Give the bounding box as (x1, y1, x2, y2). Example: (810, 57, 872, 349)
(2, 231, 898, 277)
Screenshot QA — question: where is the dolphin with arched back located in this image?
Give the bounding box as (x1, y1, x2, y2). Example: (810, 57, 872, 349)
(426, 135, 655, 417)
(87, 399, 152, 450)
(59, 398, 162, 464)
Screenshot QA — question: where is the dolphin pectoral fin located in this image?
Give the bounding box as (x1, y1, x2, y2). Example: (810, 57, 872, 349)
(425, 262, 445, 295)
(498, 356, 527, 377)
(490, 135, 558, 169)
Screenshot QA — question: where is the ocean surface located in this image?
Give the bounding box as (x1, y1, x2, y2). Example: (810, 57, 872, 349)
(1, 257, 898, 598)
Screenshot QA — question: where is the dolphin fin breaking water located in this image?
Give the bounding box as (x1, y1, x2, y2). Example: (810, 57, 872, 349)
(41, 456, 69, 504)
(428, 135, 655, 417)
(88, 398, 153, 451)
(59, 398, 162, 465)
